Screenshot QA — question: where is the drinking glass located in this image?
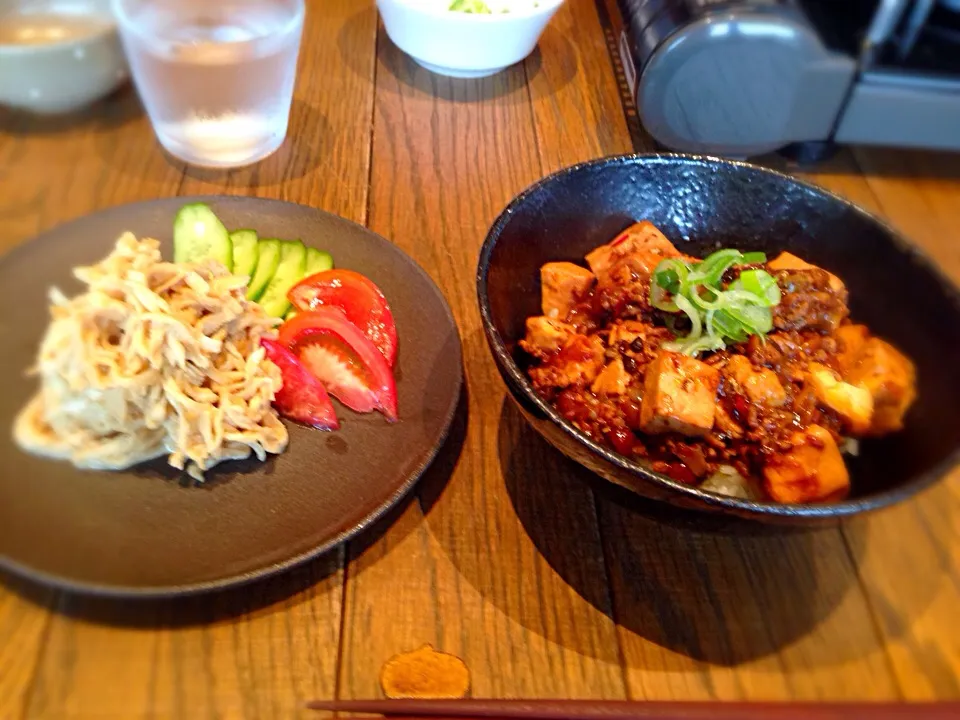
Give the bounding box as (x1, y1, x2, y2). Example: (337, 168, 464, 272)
(112, 0, 305, 168)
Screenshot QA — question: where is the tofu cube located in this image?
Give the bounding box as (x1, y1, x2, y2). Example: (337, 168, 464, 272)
(608, 320, 650, 348)
(726, 355, 787, 407)
(808, 362, 874, 434)
(520, 316, 575, 360)
(836, 324, 869, 375)
(763, 425, 851, 503)
(591, 357, 630, 396)
(640, 350, 720, 437)
(540, 262, 595, 320)
(529, 334, 605, 390)
(585, 221, 681, 282)
(845, 338, 917, 435)
(768, 251, 844, 292)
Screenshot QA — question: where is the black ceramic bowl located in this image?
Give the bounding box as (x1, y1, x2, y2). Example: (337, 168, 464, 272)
(478, 154, 960, 526)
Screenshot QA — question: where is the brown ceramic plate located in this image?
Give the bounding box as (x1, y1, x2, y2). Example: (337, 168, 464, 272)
(0, 197, 462, 597)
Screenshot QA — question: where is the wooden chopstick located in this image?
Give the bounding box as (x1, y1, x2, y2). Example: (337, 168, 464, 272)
(305, 698, 960, 720)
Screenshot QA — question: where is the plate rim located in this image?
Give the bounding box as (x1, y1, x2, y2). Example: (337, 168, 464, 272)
(0, 195, 463, 598)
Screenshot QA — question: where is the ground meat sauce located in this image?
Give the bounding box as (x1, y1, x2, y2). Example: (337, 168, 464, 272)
(533, 271, 847, 484)
(523, 223, 918, 503)
(771, 269, 849, 332)
(527, 262, 852, 491)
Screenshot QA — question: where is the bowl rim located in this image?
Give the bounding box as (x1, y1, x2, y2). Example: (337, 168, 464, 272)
(0, 9, 117, 55)
(110, 0, 304, 46)
(380, 0, 565, 22)
(477, 151, 960, 519)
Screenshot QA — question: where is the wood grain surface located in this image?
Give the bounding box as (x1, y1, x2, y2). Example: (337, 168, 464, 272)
(0, 1, 958, 717)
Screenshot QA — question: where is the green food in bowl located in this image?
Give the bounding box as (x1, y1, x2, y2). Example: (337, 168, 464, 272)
(449, 0, 493, 11)
(448, 0, 541, 13)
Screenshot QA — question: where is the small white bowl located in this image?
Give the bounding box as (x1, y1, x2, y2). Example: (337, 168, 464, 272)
(377, 0, 564, 78)
(0, 0, 128, 115)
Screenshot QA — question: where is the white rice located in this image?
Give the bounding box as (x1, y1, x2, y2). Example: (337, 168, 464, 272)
(840, 437, 860, 456)
(700, 465, 762, 501)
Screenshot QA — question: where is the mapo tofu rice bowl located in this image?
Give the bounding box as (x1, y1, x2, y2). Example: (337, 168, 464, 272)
(478, 155, 960, 523)
(518, 221, 915, 506)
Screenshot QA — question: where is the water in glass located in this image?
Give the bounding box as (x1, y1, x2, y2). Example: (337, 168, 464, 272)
(115, 0, 304, 168)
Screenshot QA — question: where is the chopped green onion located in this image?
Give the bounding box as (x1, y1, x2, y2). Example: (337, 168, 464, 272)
(694, 249, 742, 287)
(681, 335, 726, 356)
(687, 284, 725, 311)
(649, 249, 781, 356)
(727, 303, 773, 335)
(711, 309, 750, 343)
(730, 269, 781, 306)
(721, 289, 769, 307)
(653, 258, 688, 294)
(674, 294, 702, 344)
(449, 0, 493, 12)
(650, 281, 679, 313)
(740, 251, 767, 265)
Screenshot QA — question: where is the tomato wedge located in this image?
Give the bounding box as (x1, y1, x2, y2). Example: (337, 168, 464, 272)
(278, 309, 398, 422)
(261, 338, 339, 430)
(287, 269, 398, 367)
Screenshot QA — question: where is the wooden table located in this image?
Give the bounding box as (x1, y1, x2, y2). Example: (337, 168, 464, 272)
(1, 1, 958, 717)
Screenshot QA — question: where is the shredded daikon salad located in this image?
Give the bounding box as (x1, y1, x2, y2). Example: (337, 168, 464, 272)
(14, 233, 288, 481)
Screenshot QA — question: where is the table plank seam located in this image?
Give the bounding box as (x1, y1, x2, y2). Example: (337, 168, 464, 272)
(20, 590, 60, 720)
(833, 148, 956, 698)
(521, 33, 634, 700)
(593, 495, 637, 700)
(908, 502, 960, 591)
(333, 545, 353, 702)
(592, 0, 647, 154)
(521, 60, 549, 174)
(838, 527, 907, 700)
(358, 18, 382, 232)
(732, 549, 798, 696)
(145, 622, 163, 719)
(844, 150, 898, 221)
(522, 0, 657, 699)
(172, 164, 188, 198)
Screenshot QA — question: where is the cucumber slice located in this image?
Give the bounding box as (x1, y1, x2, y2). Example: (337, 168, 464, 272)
(259, 240, 307, 318)
(247, 239, 281, 302)
(231, 229, 259, 280)
(173, 203, 233, 271)
(305, 248, 334, 277)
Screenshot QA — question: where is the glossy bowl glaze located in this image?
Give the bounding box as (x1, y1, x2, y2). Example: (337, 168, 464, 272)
(0, 0, 127, 114)
(478, 154, 960, 526)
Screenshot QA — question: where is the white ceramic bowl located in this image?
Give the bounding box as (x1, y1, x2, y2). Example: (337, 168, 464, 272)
(0, 0, 128, 114)
(377, 0, 564, 78)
